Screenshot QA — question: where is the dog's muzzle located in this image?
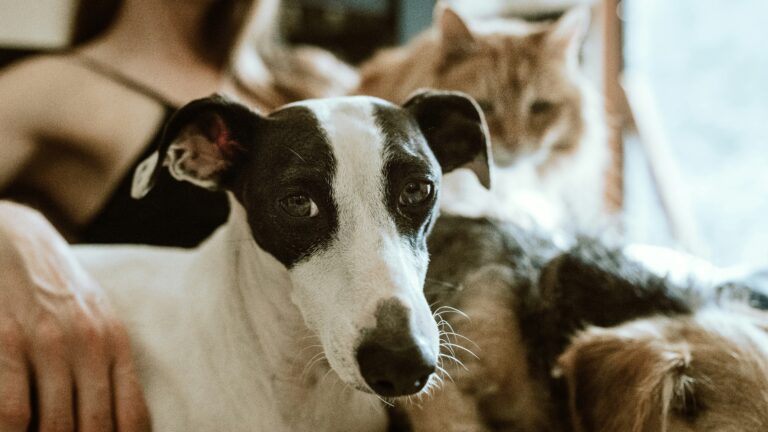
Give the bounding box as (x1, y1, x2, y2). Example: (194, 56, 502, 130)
(355, 299, 436, 397)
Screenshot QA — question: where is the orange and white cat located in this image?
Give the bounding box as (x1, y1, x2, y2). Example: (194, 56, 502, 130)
(357, 5, 609, 233)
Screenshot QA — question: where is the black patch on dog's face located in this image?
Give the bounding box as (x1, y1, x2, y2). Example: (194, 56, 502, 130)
(230, 106, 339, 268)
(374, 103, 441, 252)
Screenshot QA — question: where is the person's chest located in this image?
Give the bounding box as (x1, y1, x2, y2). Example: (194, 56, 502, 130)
(9, 88, 170, 236)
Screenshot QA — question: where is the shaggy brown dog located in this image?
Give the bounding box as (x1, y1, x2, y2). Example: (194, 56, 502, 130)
(560, 309, 768, 432)
(396, 216, 768, 432)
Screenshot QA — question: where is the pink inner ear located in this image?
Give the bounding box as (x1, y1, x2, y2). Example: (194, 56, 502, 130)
(208, 115, 238, 157)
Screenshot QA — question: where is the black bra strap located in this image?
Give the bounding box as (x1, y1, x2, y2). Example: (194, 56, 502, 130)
(73, 55, 176, 108)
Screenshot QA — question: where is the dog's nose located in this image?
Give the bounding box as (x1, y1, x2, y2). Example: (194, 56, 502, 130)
(356, 338, 436, 397)
(356, 298, 438, 396)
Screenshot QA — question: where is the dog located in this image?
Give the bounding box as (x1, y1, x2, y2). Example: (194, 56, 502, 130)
(72, 91, 492, 431)
(394, 216, 768, 432)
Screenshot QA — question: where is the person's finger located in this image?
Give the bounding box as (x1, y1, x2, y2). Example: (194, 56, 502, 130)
(73, 321, 114, 432)
(111, 324, 151, 432)
(31, 322, 75, 432)
(0, 320, 32, 431)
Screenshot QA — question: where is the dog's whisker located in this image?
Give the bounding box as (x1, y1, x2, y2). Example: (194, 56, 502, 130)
(436, 320, 460, 345)
(297, 343, 324, 357)
(436, 364, 454, 383)
(439, 338, 456, 355)
(439, 330, 480, 349)
(426, 278, 459, 289)
(437, 352, 457, 364)
(300, 352, 328, 381)
(375, 394, 395, 407)
(435, 319, 452, 332)
(437, 318, 460, 339)
(439, 342, 458, 360)
(439, 341, 458, 359)
(424, 378, 439, 398)
(410, 395, 424, 409)
(435, 305, 470, 320)
(422, 384, 432, 400)
(298, 333, 322, 342)
(439, 352, 468, 372)
(318, 368, 336, 388)
(431, 372, 445, 388)
(432, 304, 458, 313)
(364, 395, 379, 411)
(438, 328, 455, 342)
(432, 311, 446, 325)
(300, 352, 324, 374)
(442, 342, 479, 360)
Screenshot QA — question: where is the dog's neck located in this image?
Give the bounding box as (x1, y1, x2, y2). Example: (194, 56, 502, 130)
(183, 194, 386, 430)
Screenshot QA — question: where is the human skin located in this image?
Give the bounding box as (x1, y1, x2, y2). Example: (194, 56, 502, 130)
(0, 0, 259, 429)
(0, 202, 151, 431)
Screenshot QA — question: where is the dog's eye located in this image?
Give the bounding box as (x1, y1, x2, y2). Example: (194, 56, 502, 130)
(279, 193, 319, 218)
(399, 181, 433, 207)
(530, 99, 555, 115)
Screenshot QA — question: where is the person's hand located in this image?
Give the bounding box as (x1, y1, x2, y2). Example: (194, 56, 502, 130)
(0, 201, 150, 431)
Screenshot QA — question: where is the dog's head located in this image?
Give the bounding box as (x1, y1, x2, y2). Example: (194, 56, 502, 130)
(558, 309, 768, 432)
(132, 91, 491, 397)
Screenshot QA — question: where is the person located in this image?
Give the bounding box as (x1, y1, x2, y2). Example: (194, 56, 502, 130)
(0, 0, 355, 429)
(0, 201, 150, 431)
(1, 0, 256, 246)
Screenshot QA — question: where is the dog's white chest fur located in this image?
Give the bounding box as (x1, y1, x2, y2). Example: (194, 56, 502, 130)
(74, 210, 386, 431)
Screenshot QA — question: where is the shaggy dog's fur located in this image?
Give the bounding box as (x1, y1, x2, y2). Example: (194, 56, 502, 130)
(393, 216, 768, 432)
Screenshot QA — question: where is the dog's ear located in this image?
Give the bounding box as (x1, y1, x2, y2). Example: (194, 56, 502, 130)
(403, 90, 492, 189)
(557, 326, 693, 432)
(131, 94, 261, 198)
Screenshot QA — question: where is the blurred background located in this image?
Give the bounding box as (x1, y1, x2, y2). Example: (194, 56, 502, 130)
(0, 0, 765, 267)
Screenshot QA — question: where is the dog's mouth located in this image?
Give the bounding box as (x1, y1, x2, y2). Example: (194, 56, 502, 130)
(356, 373, 435, 398)
(313, 354, 434, 398)
(355, 335, 437, 398)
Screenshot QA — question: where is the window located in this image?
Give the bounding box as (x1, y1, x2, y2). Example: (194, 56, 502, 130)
(623, 0, 768, 267)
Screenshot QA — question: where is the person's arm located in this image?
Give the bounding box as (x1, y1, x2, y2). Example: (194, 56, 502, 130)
(0, 202, 152, 431)
(0, 62, 39, 190)
(0, 59, 150, 431)
(0, 201, 151, 431)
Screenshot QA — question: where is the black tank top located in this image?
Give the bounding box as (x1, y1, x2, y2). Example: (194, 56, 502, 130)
(74, 57, 229, 247)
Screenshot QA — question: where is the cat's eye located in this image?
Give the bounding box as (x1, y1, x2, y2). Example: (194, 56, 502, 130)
(279, 193, 319, 218)
(399, 180, 434, 207)
(530, 100, 555, 115)
(476, 100, 495, 113)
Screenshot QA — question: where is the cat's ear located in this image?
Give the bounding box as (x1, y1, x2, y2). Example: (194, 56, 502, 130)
(435, 3, 475, 58)
(131, 94, 261, 198)
(546, 7, 590, 60)
(404, 89, 492, 189)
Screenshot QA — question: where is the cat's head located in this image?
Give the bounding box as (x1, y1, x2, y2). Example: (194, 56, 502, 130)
(430, 5, 592, 167)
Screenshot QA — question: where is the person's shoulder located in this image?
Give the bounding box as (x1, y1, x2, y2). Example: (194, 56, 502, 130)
(0, 54, 95, 110)
(0, 54, 107, 132)
(0, 53, 89, 86)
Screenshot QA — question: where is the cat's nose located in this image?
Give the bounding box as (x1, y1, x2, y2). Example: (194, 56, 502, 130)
(492, 145, 518, 166)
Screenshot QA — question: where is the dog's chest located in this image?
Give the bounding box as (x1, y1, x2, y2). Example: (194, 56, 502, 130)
(143, 357, 386, 431)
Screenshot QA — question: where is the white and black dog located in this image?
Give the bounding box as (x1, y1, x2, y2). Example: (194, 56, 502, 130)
(73, 91, 491, 431)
